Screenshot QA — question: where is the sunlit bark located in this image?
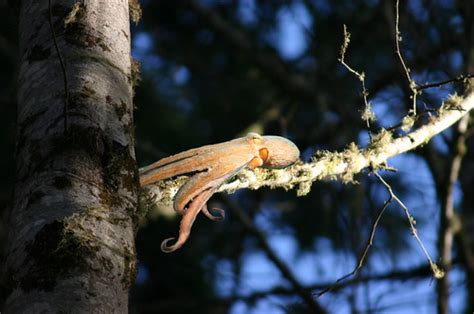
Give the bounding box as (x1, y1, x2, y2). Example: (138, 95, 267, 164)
(2, 0, 138, 312)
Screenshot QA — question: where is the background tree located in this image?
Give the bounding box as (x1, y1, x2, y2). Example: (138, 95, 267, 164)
(0, 0, 473, 313)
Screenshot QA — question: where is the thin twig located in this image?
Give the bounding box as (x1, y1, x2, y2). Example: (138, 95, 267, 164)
(185, 0, 317, 104)
(140, 259, 445, 311)
(315, 180, 390, 297)
(48, 0, 70, 134)
(221, 195, 325, 314)
(339, 24, 374, 141)
(385, 107, 438, 132)
(416, 74, 474, 91)
(395, 0, 418, 115)
(218, 263, 439, 307)
(374, 171, 445, 279)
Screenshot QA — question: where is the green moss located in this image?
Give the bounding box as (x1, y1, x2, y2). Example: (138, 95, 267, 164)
(102, 140, 137, 193)
(361, 102, 376, 123)
(51, 126, 138, 219)
(81, 85, 96, 97)
(125, 119, 136, 138)
(297, 180, 312, 196)
(441, 93, 463, 112)
(130, 57, 141, 90)
(369, 129, 393, 149)
(129, 0, 142, 24)
(97, 139, 138, 223)
(105, 96, 128, 121)
(64, 2, 84, 27)
(21, 220, 98, 292)
(56, 126, 104, 165)
(68, 88, 99, 112)
(401, 114, 415, 132)
(121, 247, 137, 289)
(64, 21, 111, 52)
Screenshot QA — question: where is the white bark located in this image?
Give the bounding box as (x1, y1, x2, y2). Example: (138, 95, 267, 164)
(2, 0, 137, 312)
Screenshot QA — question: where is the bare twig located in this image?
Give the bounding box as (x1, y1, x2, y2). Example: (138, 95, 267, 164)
(315, 180, 390, 297)
(221, 196, 326, 314)
(185, 0, 316, 104)
(374, 172, 444, 279)
(395, 0, 418, 115)
(139, 262, 443, 312)
(252, 262, 436, 302)
(339, 25, 374, 141)
(416, 74, 474, 91)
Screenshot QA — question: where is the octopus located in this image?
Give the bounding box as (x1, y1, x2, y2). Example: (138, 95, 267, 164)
(139, 133, 300, 252)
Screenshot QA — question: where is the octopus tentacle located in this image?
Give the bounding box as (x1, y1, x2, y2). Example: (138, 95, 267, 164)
(160, 187, 216, 252)
(201, 205, 225, 221)
(161, 165, 249, 251)
(174, 163, 250, 215)
(139, 138, 251, 186)
(173, 172, 216, 215)
(140, 143, 224, 173)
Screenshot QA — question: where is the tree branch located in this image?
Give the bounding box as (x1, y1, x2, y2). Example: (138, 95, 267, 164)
(221, 195, 326, 313)
(141, 92, 474, 210)
(137, 261, 444, 312)
(184, 0, 316, 103)
(437, 112, 469, 314)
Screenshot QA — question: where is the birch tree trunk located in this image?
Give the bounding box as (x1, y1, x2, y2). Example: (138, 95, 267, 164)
(2, 0, 138, 312)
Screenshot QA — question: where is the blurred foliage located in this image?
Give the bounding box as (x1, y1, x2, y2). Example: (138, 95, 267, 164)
(131, 1, 472, 313)
(1, 0, 473, 313)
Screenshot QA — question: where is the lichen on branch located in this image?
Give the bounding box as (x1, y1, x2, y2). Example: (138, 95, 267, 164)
(140, 92, 474, 215)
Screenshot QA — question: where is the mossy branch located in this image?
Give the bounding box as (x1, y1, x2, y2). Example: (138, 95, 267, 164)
(140, 92, 474, 215)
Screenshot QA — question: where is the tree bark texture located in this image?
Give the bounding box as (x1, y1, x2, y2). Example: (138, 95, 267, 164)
(2, 0, 138, 312)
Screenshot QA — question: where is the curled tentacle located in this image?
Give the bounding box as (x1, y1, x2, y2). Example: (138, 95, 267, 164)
(161, 188, 215, 252)
(160, 237, 180, 253)
(201, 205, 225, 221)
(161, 164, 254, 252)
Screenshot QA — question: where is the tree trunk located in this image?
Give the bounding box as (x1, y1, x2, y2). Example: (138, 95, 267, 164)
(457, 1, 474, 313)
(1, 0, 138, 312)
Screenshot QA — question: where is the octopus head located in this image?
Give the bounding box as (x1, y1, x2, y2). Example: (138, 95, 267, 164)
(246, 133, 300, 168)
